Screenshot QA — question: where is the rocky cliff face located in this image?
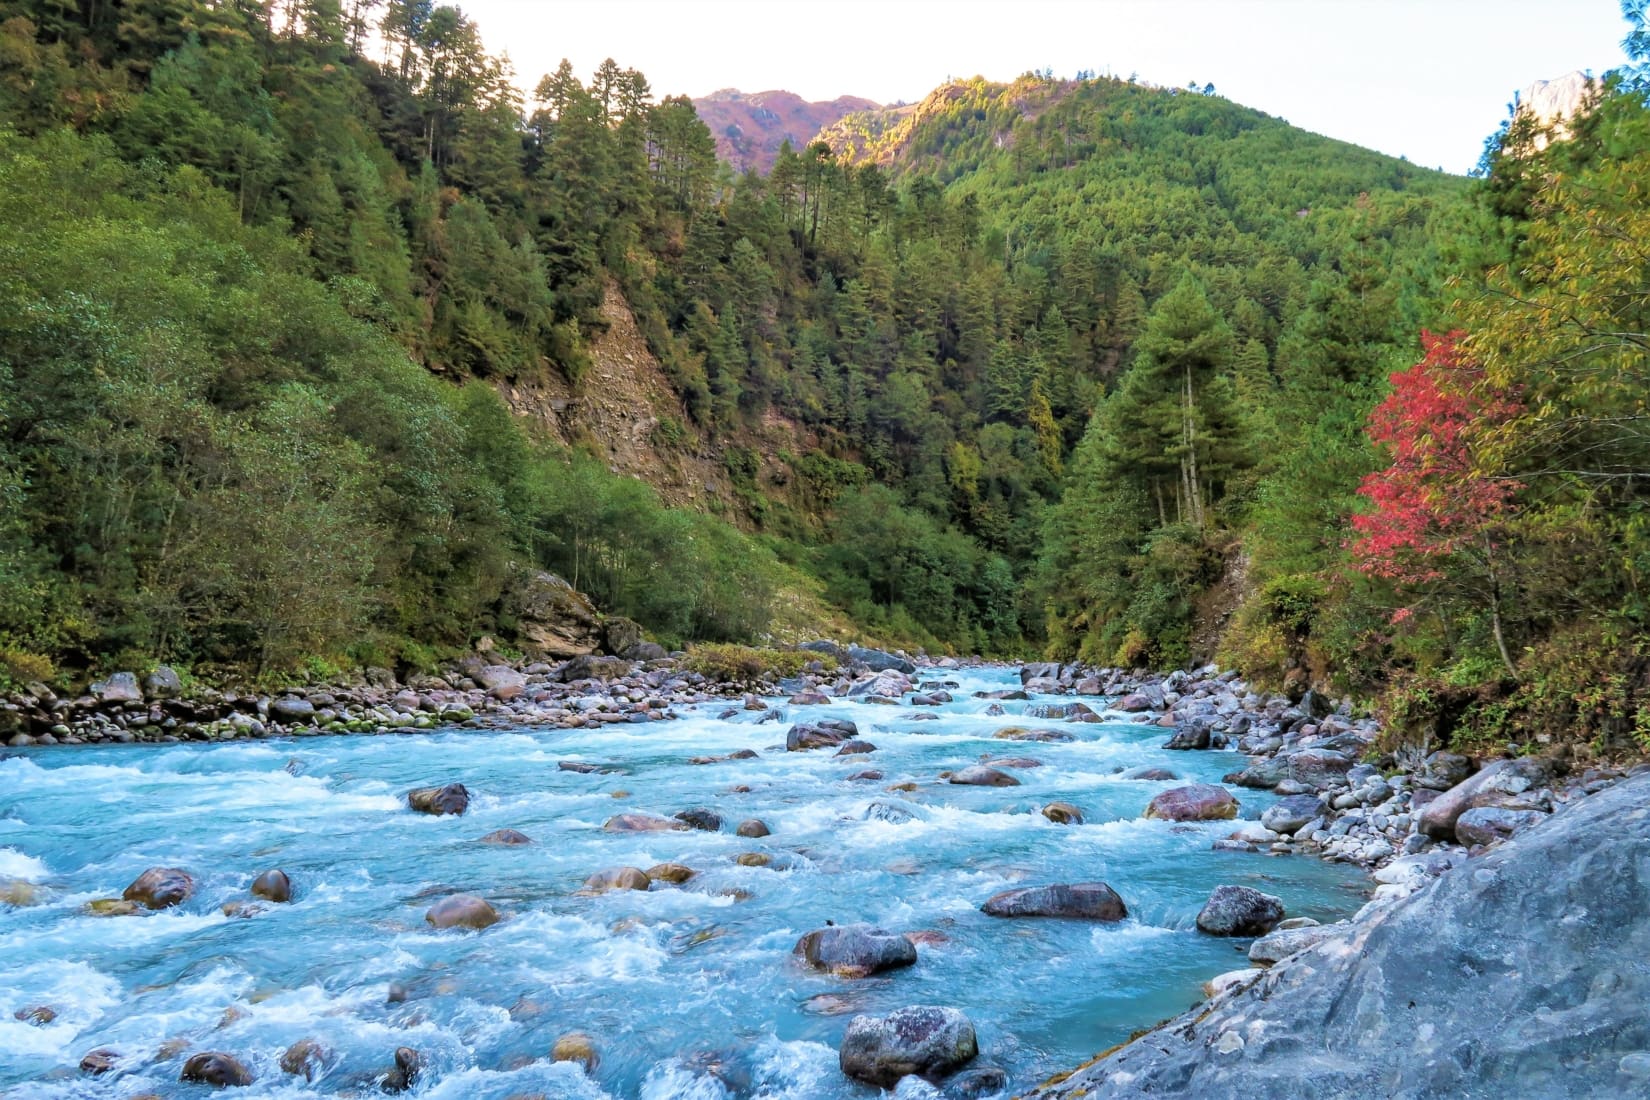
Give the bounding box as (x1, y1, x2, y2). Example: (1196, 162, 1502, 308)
(1517, 70, 1594, 150)
(1025, 771, 1650, 1099)
(692, 88, 879, 173)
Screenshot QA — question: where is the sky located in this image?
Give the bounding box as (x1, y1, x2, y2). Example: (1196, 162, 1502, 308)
(455, 0, 1632, 175)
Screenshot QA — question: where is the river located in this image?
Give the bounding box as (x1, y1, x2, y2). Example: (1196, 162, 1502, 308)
(0, 666, 1365, 1097)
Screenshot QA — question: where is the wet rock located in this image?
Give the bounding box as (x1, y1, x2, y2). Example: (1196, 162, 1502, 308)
(1456, 806, 1548, 847)
(1144, 784, 1238, 822)
(381, 1046, 421, 1093)
(87, 897, 141, 917)
(1020, 662, 1061, 685)
(14, 1004, 56, 1025)
(794, 923, 919, 977)
(424, 893, 499, 929)
(847, 645, 916, 674)
(1041, 802, 1085, 825)
(479, 828, 533, 846)
(80, 1048, 121, 1075)
(864, 802, 917, 824)
(552, 1031, 600, 1072)
(736, 818, 771, 838)
(123, 866, 194, 910)
(944, 1065, 1010, 1099)
(947, 765, 1020, 787)
(558, 760, 603, 773)
(646, 862, 696, 884)
(603, 812, 687, 833)
(180, 1051, 255, 1087)
(1125, 767, 1179, 782)
(735, 853, 772, 867)
(848, 769, 884, 781)
(406, 783, 470, 816)
(1202, 968, 1264, 998)
(836, 739, 879, 755)
(280, 1038, 332, 1082)
(790, 691, 832, 705)
(674, 807, 723, 832)
(1260, 794, 1326, 835)
(386, 982, 409, 1004)
(1025, 702, 1097, 721)
(0, 877, 40, 906)
(1115, 691, 1157, 713)
(787, 719, 859, 751)
(1196, 885, 1286, 936)
(993, 726, 1074, 742)
(584, 867, 651, 892)
(982, 882, 1126, 920)
(1163, 721, 1211, 750)
(839, 1005, 978, 1088)
(250, 869, 291, 903)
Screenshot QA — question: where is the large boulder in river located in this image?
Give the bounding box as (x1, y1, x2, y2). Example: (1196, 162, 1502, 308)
(604, 813, 687, 833)
(181, 1051, 254, 1087)
(847, 645, 916, 674)
(947, 765, 1020, 787)
(839, 1006, 978, 1088)
(981, 883, 1126, 920)
(506, 569, 602, 658)
(1163, 720, 1211, 750)
(1021, 772, 1650, 1100)
(424, 893, 499, 929)
(123, 867, 194, 910)
(1261, 795, 1326, 835)
(1143, 784, 1239, 822)
(407, 783, 470, 816)
(584, 867, 651, 893)
(794, 923, 918, 977)
(786, 719, 858, 751)
(1195, 885, 1286, 936)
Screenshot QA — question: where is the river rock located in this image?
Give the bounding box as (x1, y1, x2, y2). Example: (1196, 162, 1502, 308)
(552, 1031, 600, 1072)
(864, 802, 917, 824)
(1041, 801, 1085, 824)
(1260, 794, 1326, 835)
(0, 877, 40, 906)
(839, 1005, 978, 1088)
(1417, 750, 1476, 790)
(143, 666, 183, 698)
(424, 893, 499, 929)
(847, 645, 916, 674)
(674, 808, 723, 831)
(80, 1049, 121, 1075)
(1125, 767, 1179, 781)
(123, 867, 194, 909)
(1455, 806, 1548, 847)
(381, 1046, 421, 1093)
(981, 882, 1126, 920)
(507, 569, 601, 658)
(406, 783, 469, 816)
(479, 829, 533, 846)
(1195, 885, 1286, 936)
(943, 1066, 1010, 1099)
(1143, 784, 1239, 822)
(279, 1038, 332, 1081)
(91, 671, 143, 704)
(604, 813, 687, 832)
(180, 1051, 254, 1086)
(646, 862, 696, 884)
(794, 923, 918, 977)
(787, 719, 859, 751)
(1283, 748, 1354, 787)
(1163, 721, 1211, 750)
(1417, 758, 1554, 841)
(585, 867, 651, 892)
(993, 726, 1074, 742)
(268, 696, 316, 723)
(836, 739, 879, 755)
(736, 818, 771, 838)
(947, 765, 1020, 787)
(250, 869, 291, 903)
(1027, 774, 1650, 1099)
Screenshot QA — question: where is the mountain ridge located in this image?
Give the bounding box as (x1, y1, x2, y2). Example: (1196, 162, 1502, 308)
(691, 87, 879, 173)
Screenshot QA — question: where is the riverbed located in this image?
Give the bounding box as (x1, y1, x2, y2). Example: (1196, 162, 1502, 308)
(0, 666, 1366, 1097)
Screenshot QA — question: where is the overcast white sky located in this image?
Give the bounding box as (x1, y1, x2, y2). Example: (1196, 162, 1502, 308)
(456, 0, 1630, 174)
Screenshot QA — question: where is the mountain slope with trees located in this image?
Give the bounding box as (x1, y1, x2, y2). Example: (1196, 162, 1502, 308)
(2, 0, 1646, 757)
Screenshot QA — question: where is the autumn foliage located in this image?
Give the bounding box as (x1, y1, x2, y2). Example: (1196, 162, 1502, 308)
(1349, 330, 1521, 591)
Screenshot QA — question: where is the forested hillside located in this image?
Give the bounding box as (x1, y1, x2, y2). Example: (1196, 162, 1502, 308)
(2, 0, 1647, 755)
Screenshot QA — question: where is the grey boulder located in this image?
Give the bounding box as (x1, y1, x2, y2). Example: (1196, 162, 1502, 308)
(839, 1005, 978, 1088)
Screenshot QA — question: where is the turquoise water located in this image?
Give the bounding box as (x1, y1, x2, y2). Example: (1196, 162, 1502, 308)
(0, 667, 1365, 1097)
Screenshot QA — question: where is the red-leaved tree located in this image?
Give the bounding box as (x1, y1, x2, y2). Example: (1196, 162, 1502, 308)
(1349, 330, 1523, 675)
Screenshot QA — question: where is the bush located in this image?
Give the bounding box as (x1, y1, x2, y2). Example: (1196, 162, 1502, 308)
(682, 643, 824, 683)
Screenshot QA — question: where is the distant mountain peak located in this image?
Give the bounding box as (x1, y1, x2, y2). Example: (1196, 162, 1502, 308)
(692, 88, 880, 174)
(1517, 71, 1594, 150)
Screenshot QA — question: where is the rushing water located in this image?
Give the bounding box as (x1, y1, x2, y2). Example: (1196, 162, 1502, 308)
(0, 667, 1366, 1098)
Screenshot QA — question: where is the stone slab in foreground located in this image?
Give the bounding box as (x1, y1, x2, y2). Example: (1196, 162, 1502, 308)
(1023, 772, 1650, 1100)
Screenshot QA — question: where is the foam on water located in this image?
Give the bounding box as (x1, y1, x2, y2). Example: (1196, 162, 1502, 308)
(0, 665, 1365, 1097)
